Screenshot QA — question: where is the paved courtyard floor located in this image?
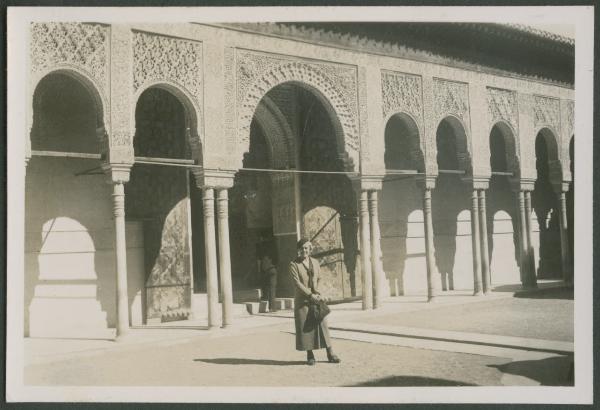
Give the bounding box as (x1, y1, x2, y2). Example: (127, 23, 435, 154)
(23, 283, 574, 388)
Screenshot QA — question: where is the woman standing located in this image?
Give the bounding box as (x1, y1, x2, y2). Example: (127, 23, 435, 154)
(289, 238, 341, 365)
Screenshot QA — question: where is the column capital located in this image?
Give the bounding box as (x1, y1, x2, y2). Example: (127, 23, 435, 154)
(350, 174, 384, 192)
(510, 177, 536, 193)
(553, 181, 571, 195)
(416, 175, 437, 190)
(102, 163, 131, 184)
(192, 168, 236, 189)
(463, 175, 490, 190)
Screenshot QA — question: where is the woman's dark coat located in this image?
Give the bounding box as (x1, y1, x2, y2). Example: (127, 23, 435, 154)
(289, 256, 332, 351)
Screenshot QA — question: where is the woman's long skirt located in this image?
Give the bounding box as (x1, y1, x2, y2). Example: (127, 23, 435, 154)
(294, 303, 332, 351)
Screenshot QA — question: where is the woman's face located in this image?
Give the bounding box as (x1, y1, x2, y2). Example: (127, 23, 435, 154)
(300, 242, 312, 259)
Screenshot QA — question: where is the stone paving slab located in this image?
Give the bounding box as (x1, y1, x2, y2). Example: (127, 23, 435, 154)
(330, 322, 574, 354)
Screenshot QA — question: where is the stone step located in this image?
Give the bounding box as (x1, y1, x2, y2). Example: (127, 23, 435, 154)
(190, 293, 251, 319)
(233, 288, 262, 303)
(245, 300, 269, 315)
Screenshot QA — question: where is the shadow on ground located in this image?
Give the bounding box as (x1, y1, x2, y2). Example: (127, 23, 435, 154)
(512, 287, 573, 300)
(346, 376, 476, 387)
(489, 355, 574, 386)
(195, 358, 305, 366)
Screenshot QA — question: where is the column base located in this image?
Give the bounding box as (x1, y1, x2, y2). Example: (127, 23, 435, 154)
(427, 295, 437, 303)
(473, 290, 484, 296)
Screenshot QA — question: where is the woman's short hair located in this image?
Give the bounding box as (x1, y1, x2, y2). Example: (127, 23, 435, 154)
(297, 237, 311, 249)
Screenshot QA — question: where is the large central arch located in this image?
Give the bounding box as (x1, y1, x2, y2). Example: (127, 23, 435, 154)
(236, 61, 359, 170)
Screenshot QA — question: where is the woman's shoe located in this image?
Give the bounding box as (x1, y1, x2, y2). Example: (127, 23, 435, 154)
(307, 351, 316, 366)
(327, 355, 341, 364)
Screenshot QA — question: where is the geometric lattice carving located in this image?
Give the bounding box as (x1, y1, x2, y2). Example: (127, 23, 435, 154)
(487, 87, 518, 133)
(533, 95, 561, 134)
(236, 50, 359, 157)
(133, 31, 203, 109)
(565, 99, 574, 138)
(381, 70, 423, 129)
(433, 78, 470, 135)
(31, 22, 108, 86)
(30, 22, 109, 125)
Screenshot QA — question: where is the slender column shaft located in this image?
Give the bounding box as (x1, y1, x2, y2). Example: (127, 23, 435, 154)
(524, 191, 538, 288)
(423, 188, 437, 301)
(368, 190, 382, 308)
(112, 182, 129, 337)
(358, 190, 373, 310)
(479, 190, 491, 294)
(217, 189, 233, 327)
(471, 190, 483, 295)
(294, 173, 302, 240)
(558, 191, 571, 283)
(517, 191, 530, 287)
(202, 188, 219, 328)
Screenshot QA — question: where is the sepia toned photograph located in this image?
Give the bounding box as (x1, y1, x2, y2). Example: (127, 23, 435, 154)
(6, 5, 594, 404)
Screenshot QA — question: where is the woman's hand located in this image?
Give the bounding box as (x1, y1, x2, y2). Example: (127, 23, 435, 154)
(310, 293, 321, 303)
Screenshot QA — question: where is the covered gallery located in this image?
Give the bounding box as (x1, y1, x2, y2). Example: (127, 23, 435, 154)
(25, 22, 574, 339)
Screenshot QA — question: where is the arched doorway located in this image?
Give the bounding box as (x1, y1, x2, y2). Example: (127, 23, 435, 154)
(532, 128, 562, 279)
(26, 72, 116, 338)
(230, 82, 358, 304)
(380, 113, 425, 295)
(127, 87, 197, 324)
(432, 117, 473, 291)
(487, 123, 521, 286)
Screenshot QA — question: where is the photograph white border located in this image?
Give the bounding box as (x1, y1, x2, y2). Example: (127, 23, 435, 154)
(6, 5, 594, 404)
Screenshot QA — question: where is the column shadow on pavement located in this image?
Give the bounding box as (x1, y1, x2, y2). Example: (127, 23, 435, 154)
(194, 358, 305, 366)
(512, 287, 573, 300)
(488, 355, 574, 386)
(345, 376, 476, 387)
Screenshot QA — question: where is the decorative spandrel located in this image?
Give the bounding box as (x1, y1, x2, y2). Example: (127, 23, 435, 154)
(433, 78, 470, 134)
(487, 87, 519, 134)
(381, 70, 423, 129)
(533, 95, 561, 135)
(133, 31, 203, 110)
(31, 22, 108, 86)
(235, 50, 360, 156)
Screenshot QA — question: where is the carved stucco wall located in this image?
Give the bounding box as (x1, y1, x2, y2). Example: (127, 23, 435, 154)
(533, 95, 563, 186)
(30, 22, 110, 153)
(487, 87, 520, 176)
(433, 78, 472, 174)
(132, 31, 204, 162)
(381, 70, 425, 168)
(560, 99, 575, 182)
(233, 49, 360, 170)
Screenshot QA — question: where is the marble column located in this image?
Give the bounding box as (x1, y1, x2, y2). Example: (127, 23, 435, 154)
(112, 181, 129, 337)
(216, 188, 233, 327)
(368, 190, 383, 308)
(471, 190, 483, 295)
(202, 188, 219, 328)
(517, 190, 531, 288)
(558, 189, 572, 284)
(423, 186, 438, 301)
(479, 190, 492, 294)
(524, 190, 538, 288)
(358, 190, 373, 310)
